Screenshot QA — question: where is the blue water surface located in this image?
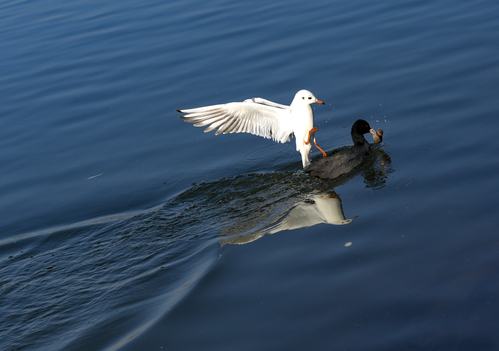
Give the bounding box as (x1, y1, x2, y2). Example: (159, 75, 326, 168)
(1, 0, 499, 350)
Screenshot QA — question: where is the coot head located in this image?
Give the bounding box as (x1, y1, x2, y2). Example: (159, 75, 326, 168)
(352, 119, 372, 135)
(351, 119, 376, 145)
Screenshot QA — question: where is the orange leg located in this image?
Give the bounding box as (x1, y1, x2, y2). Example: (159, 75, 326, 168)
(313, 137, 328, 158)
(304, 127, 318, 145)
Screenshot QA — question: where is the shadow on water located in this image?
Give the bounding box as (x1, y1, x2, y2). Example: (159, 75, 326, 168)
(0, 148, 391, 351)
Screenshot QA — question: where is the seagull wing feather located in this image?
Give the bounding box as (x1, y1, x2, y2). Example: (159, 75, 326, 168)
(179, 100, 293, 143)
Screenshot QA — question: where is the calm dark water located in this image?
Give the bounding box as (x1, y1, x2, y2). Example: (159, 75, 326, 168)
(2, 0, 499, 350)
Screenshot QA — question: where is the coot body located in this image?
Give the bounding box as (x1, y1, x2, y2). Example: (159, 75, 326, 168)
(306, 119, 382, 179)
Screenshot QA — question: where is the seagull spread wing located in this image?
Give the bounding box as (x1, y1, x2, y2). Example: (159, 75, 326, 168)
(178, 99, 293, 143)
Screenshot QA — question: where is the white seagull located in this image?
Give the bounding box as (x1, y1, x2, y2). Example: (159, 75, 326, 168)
(177, 89, 328, 168)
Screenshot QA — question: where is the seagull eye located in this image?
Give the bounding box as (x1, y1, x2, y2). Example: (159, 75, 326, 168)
(302, 97, 305, 100)
(308, 97, 312, 100)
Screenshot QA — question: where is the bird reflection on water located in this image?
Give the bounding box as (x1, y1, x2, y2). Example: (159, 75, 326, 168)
(221, 191, 351, 245)
(219, 146, 392, 245)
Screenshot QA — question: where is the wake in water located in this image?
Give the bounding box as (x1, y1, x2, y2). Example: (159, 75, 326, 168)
(0, 149, 391, 351)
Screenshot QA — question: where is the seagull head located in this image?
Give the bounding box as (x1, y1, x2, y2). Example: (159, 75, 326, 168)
(293, 89, 326, 106)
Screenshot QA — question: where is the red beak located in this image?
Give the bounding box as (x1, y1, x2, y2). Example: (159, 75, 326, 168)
(315, 98, 325, 105)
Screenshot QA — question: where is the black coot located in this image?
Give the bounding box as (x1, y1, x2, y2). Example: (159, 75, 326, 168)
(306, 119, 383, 179)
